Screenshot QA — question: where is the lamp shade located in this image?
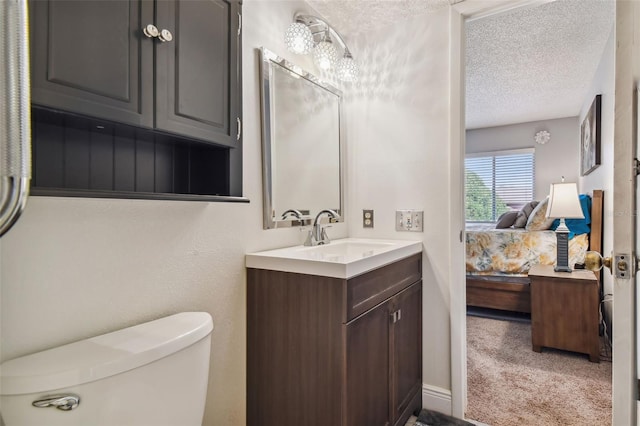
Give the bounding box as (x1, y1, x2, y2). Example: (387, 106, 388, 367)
(545, 182, 585, 219)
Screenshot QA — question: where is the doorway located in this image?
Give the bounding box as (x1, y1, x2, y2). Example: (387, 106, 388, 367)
(450, 0, 616, 423)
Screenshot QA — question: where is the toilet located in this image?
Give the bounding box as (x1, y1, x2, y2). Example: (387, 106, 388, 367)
(0, 312, 213, 426)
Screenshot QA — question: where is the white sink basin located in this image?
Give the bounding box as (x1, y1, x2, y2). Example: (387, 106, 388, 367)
(246, 238, 422, 279)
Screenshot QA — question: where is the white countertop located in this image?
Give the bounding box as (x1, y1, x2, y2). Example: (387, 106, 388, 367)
(245, 238, 423, 279)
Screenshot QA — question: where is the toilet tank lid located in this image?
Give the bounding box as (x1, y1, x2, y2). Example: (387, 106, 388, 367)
(0, 312, 213, 396)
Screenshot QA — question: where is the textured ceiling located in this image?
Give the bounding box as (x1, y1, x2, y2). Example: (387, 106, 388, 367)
(306, 0, 615, 130)
(465, 0, 615, 129)
(307, 0, 451, 37)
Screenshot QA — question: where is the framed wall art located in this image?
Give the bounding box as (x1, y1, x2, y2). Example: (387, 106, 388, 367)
(580, 94, 601, 176)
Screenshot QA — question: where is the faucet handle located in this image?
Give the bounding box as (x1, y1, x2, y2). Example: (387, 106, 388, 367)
(320, 226, 331, 244)
(303, 230, 314, 246)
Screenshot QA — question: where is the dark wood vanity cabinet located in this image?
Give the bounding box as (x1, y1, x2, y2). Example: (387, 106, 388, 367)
(28, 0, 243, 199)
(247, 253, 423, 426)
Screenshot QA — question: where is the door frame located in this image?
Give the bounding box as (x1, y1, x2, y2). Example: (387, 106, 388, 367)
(611, 2, 638, 424)
(448, 0, 631, 421)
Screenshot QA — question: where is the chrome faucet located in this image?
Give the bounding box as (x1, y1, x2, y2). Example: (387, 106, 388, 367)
(281, 209, 303, 220)
(304, 209, 339, 246)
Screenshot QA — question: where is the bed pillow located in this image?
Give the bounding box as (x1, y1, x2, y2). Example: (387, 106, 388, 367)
(525, 197, 554, 231)
(550, 194, 592, 238)
(495, 211, 518, 228)
(513, 201, 539, 228)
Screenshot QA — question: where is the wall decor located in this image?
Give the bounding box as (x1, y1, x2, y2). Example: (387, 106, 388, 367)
(580, 94, 601, 176)
(534, 130, 550, 145)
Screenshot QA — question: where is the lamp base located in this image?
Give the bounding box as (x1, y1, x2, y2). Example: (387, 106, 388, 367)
(555, 225, 571, 272)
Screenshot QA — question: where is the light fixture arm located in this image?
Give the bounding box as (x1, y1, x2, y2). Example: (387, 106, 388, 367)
(294, 13, 353, 57)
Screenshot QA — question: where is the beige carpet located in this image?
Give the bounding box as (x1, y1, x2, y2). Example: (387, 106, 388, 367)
(466, 315, 611, 426)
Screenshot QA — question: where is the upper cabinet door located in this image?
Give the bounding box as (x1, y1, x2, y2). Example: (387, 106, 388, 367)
(30, 0, 154, 128)
(155, 0, 241, 148)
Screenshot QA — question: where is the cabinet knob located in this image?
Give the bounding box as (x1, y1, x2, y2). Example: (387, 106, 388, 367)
(158, 29, 173, 42)
(143, 24, 159, 38)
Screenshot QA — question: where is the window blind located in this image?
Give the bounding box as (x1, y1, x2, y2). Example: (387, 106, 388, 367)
(465, 150, 535, 222)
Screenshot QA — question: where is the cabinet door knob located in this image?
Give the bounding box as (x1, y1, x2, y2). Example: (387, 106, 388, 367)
(143, 24, 159, 38)
(158, 29, 173, 42)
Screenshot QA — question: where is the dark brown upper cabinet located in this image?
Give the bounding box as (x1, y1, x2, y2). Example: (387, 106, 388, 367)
(29, 0, 244, 200)
(30, 0, 154, 128)
(155, 0, 241, 147)
(30, 0, 241, 149)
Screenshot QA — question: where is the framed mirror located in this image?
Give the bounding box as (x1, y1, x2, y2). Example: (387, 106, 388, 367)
(259, 47, 344, 229)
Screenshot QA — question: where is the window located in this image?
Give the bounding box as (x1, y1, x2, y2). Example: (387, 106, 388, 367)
(465, 149, 535, 222)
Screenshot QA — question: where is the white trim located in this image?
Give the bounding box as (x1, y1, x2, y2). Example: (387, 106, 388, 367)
(449, 0, 557, 420)
(464, 0, 556, 23)
(454, 0, 556, 22)
(465, 148, 535, 158)
(422, 384, 452, 415)
(448, 4, 467, 419)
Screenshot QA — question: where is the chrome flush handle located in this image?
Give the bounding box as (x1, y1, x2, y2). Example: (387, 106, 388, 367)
(32, 394, 80, 411)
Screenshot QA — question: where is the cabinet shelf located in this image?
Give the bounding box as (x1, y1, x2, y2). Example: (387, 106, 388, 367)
(31, 106, 248, 202)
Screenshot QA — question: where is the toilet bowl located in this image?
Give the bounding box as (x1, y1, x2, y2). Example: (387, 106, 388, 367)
(0, 312, 213, 426)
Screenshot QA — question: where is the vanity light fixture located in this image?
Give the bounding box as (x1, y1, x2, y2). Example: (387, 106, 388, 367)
(284, 13, 358, 82)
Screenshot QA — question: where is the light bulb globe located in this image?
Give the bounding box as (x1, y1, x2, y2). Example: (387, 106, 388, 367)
(313, 41, 337, 71)
(284, 22, 314, 55)
(336, 56, 359, 82)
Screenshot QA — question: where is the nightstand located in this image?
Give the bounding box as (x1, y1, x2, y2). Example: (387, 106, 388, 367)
(529, 264, 600, 362)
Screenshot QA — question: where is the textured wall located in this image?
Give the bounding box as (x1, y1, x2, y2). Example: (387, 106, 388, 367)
(0, 2, 348, 425)
(466, 117, 580, 200)
(344, 7, 453, 392)
(578, 23, 615, 299)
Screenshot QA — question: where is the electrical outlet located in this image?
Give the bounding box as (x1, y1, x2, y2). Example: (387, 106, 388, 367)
(363, 209, 374, 228)
(396, 210, 424, 232)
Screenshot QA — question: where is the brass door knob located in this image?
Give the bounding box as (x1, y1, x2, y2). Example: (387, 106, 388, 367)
(584, 251, 612, 272)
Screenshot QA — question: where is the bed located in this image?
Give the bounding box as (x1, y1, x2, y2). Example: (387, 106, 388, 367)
(465, 190, 603, 313)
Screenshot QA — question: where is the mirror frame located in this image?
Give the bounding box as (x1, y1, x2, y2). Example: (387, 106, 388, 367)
(259, 47, 345, 229)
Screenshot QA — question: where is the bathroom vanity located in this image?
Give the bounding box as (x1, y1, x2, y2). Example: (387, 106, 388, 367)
(246, 239, 423, 426)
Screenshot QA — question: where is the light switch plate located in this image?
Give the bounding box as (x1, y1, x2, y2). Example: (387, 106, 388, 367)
(396, 210, 424, 232)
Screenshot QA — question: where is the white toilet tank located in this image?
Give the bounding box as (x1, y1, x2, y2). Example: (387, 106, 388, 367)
(0, 312, 213, 426)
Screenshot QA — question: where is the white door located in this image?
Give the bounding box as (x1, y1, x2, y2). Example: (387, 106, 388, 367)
(611, 3, 638, 424)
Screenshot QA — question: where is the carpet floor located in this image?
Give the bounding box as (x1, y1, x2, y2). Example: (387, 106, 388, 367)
(466, 315, 611, 426)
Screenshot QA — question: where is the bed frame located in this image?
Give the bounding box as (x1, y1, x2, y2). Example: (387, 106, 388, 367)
(466, 190, 604, 314)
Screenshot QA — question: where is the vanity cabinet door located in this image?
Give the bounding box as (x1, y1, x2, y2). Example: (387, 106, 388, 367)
(346, 302, 391, 426)
(155, 0, 241, 148)
(389, 282, 422, 426)
(30, 0, 154, 128)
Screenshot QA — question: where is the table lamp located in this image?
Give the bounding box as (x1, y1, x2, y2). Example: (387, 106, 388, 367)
(545, 181, 585, 272)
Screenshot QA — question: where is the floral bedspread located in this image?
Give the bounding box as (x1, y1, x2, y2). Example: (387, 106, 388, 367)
(466, 229, 589, 276)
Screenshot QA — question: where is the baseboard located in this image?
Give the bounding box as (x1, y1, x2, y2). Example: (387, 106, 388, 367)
(422, 384, 452, 415)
